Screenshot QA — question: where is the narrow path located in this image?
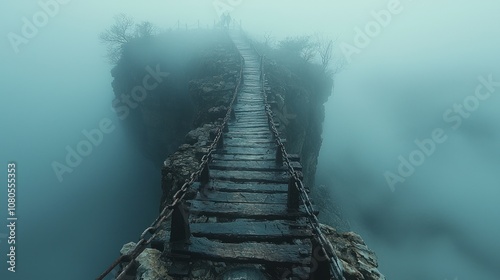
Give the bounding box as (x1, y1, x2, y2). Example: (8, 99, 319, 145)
(171, 33, 314, 278)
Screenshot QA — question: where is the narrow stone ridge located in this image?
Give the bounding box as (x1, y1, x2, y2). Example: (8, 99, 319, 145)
(170, 33, 315, 279)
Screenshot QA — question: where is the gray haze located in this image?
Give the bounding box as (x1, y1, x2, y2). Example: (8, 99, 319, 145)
(1, 1, 499, 279)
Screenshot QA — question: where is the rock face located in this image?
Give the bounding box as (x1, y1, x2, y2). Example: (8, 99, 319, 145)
(262, 57, 333, 191)
(111, 30, 384, 279)
(120, 242, 172, 280)
(321, 225, 386, 280)
(110, 30, 236, 166)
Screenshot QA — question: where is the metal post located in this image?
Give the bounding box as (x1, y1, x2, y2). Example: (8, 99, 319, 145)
(170, 202, 191, 243)
(230, 108, 236, 120)
(276, 146, 283, 165)
(217, 134, 224, 148)
(287, 177, 300, 210)
(200, 164, 210, 186)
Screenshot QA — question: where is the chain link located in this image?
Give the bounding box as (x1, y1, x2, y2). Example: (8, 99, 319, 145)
(259, 56, 346, 280)
(96, 51, 245, 280)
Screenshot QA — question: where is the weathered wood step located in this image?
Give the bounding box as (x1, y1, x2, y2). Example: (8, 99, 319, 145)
(236, 100, 261, 103)
(234, 103, 265, 107)
(187, 200, 311, 219)
(224, 134, 272, 140)
(226, 128, 271, 134)
(223, 142, 275, 149)
(209, 160, 302, 172)
(210, 159, 284, 171)
(223, 138, 274, 145)
(230, 119, 268, 124)
(234, 108, 266, 113)
(212, 153, 300, 161)
(215, 147, 274, 155)
(211, 153, 277, 161)
(172, 237, 311, 266)
(228, 123, 271, 129)
(192, 181, 288, 193)
(210, 169, 288, 183)
(195, 190, 286, 204)
(190, 220, 312, 242)
(233, 117, 268, 121)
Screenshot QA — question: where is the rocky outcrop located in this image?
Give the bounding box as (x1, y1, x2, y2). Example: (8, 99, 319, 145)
(110, 30, 236, 166)
(121, 243, 172, 280)
(322, 225, 386, 280)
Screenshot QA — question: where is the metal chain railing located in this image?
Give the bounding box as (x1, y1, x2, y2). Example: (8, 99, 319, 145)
(259, 55, 346, 280)
(96, 48, 244, 280)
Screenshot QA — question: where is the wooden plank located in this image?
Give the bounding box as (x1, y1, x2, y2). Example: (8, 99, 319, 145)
(233, 118, 268, 123)
(192, 181, 288, 193)
(223, 138, 274, 145)
(234, 109, 266, 113)
(229, 123, 270, 129)
(234, 104, 264, 108)
(210, 169, 289, 183)
(230, 119, 268, 124)
(222, 142, 275, 149)
(224, 131, 272, 137)
(227, 127, 270, 133)
(212, 153, 276, 161)
(172, 237, 311, 266)
(236, 100, 263, 104)
(190, 220, 312, 242)
(209, 160, 285, 171)
(215, 147, 274, 155)
(188, 200, 310, 219)
(195, 190, 286, 204)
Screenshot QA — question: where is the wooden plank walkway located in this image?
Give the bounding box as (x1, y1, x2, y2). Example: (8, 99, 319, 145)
(169, 33, 315, 278)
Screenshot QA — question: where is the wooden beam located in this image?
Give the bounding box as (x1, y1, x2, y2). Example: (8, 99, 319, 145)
(190, 220, 312, 242)
(172, 237, 312, 267)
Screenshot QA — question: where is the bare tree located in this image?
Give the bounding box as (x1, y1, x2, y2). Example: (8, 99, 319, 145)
(99, 14, 158, 64)
(318, 38, 334, 72)
(99, 14, 135, 45)
(315, 34, 344, 75)
(99, 14, 136, 64)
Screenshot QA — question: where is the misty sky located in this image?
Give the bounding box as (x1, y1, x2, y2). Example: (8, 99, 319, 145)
(1, 1, 500, 279)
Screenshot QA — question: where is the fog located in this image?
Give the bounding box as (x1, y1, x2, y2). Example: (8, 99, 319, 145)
(1, 1, 499, 279)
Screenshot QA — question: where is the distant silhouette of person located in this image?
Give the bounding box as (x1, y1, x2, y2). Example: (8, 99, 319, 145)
(220, 12, 231, 29)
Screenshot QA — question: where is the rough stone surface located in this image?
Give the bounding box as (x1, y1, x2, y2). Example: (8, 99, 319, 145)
(120, 242, 173, 280)
(321, 224, 386, 280)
